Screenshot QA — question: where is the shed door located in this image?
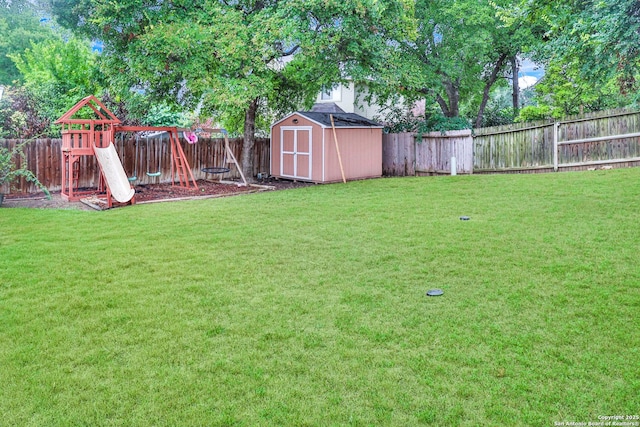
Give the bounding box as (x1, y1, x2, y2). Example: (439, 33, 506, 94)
(281, 127, 312, 180)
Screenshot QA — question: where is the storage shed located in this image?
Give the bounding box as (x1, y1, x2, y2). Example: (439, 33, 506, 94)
(270, 111, 383, 183)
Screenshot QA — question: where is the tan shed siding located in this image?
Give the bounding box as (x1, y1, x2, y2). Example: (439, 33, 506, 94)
(273, 113, 382, 183)
(280, 129, 295, 176)
(323, 127, 382, 182)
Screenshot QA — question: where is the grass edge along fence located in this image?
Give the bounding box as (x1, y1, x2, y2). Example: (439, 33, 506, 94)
(382, 108, 640, 176)
(0, 137, 270, 194)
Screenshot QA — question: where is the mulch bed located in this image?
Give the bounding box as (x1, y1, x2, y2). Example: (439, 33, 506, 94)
(133, 180, 256, 202)
(2, 178, 314, 210)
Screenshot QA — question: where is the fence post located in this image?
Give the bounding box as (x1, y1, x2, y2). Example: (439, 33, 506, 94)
(553, 122, 559, 172)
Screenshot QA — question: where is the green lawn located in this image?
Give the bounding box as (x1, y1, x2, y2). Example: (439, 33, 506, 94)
(1, 169, 639, 426)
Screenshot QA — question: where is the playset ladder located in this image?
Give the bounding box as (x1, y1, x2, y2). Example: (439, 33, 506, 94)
(72, 157, 80, 190)
(169, 129, 198, 190)
(61, 152, 88, 201)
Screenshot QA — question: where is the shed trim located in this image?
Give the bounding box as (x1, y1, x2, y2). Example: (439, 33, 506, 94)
(271, 112, 383, 130)
(279, 126, 313, 180)
(322, 127, 326, 182)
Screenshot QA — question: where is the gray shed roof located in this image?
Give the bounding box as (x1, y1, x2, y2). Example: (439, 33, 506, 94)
(297, 111, 382, 128)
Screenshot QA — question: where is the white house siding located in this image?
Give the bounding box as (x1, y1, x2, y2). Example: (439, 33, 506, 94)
(316, 82, 357, 114)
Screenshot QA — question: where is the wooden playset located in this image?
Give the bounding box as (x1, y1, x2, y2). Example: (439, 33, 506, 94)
(55, 96, 199, 208)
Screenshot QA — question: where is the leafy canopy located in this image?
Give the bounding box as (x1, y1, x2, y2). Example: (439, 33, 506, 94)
(367, 0, 536, 129)
(0, 1, 57, 85)
(527, 0, 640, 101)
(10, 36, 100, 122)
(52, 0, 415, 133)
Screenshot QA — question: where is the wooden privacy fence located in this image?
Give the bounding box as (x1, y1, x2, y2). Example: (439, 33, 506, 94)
(473, 122, 554, 171)
(1, 136, 270, 194)
(382, 130, 473, 176)
(383, 108, 640, 176)
(6, 108, 640, 193)
(475, 109, 640, 173)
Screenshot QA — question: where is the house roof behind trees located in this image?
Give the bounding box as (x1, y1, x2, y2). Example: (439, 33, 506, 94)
(310, 102, 345, 114)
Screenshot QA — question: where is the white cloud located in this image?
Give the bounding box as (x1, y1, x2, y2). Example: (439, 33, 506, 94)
(519, 76, 538, 89)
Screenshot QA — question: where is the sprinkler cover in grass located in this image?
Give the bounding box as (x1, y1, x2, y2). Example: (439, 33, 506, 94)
(460, 216, 470, 220)
(426, 289, 444, 296)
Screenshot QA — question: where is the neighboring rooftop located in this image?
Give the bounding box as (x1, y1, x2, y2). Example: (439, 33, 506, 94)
(310, 102, 345, 114)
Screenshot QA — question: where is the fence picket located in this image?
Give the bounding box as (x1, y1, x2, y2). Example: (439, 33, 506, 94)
(1, 137, 269, 194)
(5, 108, 640, 193)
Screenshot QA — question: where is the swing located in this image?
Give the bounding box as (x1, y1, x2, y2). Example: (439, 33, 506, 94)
(202, 131, 230, 175)
(201, 153, 230, 175)
(127, 134, 139, 182)
(146, 132, 162, 178)
(201, 128, 247, 186)
(184, 131, 198, 144)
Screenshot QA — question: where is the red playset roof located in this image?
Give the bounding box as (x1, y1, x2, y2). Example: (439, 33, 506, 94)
(55, 95, 121, 125)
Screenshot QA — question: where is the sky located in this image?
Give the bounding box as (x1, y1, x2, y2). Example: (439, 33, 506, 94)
(519, 58, 544, 88)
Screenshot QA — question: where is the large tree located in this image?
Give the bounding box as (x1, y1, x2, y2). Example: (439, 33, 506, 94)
(0, 1, 57, 85)
(51, 0, 413, 181)
(9, 36, 100, 123)
(527, 0, 640, 99)
(366, 0, 536, 127)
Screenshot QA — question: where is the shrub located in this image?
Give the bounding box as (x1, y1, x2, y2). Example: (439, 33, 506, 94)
(0, 139, 50, 198)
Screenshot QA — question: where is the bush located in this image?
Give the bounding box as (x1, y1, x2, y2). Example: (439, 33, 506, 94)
(515, 105, 563, 123)
(475, 107, 516, 128)
(0, 139, 50, 197)
(0, 87, 52, 138)
(384, 110, 471, 137)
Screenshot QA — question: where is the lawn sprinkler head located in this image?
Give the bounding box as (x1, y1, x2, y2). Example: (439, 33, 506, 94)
(426, 289, 444, 297)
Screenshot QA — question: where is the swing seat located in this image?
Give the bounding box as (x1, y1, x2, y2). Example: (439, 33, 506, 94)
(146, 172, 162, 177)
(202, 167, 230, 174)
(184, 132, 198, 144)
(128, 175, 138, 182)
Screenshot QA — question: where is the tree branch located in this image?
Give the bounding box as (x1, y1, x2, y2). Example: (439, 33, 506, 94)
(475, 52, 508, 127)
(436, 93, 450, 117)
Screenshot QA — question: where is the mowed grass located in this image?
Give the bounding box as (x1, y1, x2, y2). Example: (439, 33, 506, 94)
(1, 169, 639, 426)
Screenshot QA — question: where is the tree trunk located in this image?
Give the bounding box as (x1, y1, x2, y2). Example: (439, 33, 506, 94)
(511, 56, 520, 115)
(436, 81, 460, 118)
(475, 53, 508, 128)
(436, 94, 450, 117)
(241, 98, 259, 183)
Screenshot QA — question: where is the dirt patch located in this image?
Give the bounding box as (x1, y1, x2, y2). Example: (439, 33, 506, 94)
(134, 180, 256, 203)
(1, 178, 314, 210)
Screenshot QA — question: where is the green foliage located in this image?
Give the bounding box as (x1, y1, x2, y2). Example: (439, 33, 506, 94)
(515, 105, 562, 122)
(476, 106, 517, 128)
(0, 3, 57, 85)
(531, 59, 630, 116)
(142, 103, 191, 128)
(50, 0, 416, 177)
(51, 0, 414, 130)
(0, 139, 50, 197)
(0, 87, 51, 138)
(9, 35, 101, 133)
(384, 106, 471, 135)
(527, 0, 640, 100)
(463, 83, 518, 128)
(0, 1, 102, 137)
(369, 0, 534, 124)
